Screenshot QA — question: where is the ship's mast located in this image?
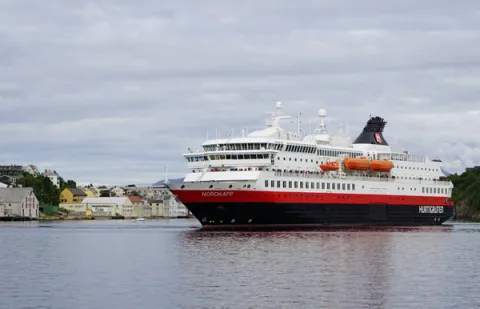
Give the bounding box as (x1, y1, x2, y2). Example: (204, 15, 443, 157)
(313, 108, 328, 134)
(266, 101, 291, 127)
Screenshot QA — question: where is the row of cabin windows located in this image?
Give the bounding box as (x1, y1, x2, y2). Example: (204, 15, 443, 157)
(316, 149, 363, 157)
(209, 154, 271, 160)
(187, 156, 208, 162)
(422, 187, 448, 194)
(377, 152, 425, 163)
(265, 180, 356, 191)
(285, 144, 316, 153)
(397, 166, 439, 172)
(278, 157, 316, 163)
(203, 143, 283, 152)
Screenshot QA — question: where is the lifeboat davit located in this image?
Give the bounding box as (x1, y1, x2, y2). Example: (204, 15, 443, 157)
(320, 162, 339, 171)
(343, 158, 370, 170)
(370, 159, 393, 172)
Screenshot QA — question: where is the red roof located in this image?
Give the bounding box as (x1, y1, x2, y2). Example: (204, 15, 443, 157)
(128, 196, 144, 203)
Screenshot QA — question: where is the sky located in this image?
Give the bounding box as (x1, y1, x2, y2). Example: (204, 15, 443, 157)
(1, 0, 480, 185)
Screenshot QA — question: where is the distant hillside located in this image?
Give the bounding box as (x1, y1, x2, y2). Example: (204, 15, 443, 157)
(448, 166, 480, 220)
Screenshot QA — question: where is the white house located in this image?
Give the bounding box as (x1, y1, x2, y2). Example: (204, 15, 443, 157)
(82, 197, 133, 217)
(43, 169, 59, 187)
(163, 195, 188, 218)
(0, 188, 39, 218)
(110, 186, 125, 197)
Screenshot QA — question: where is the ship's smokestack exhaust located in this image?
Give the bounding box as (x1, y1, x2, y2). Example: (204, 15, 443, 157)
(353, 116, 389, 146)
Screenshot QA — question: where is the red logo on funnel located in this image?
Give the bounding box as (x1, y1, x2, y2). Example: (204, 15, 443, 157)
(374, 132, 382, 143)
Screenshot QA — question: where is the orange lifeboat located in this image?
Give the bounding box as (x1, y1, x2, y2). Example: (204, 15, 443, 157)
(320, 161, 339, 171)
(343, 158, 370, 170)
(370, 159, 393, 172)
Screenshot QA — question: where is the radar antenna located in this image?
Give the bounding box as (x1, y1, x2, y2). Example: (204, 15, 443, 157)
(313, 108, 328, 134)
(266, 101, 291, 127)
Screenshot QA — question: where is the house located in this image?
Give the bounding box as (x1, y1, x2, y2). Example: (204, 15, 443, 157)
(0, 175, 17, 186)
(163, 195, 189, 218)
(0, 188, 39, 218)
(0, 165, 40, 185)
(89, 187, 101, 197)
(82, 187, 98, 198)
(60, 188, 88, 214)
(82, 197, 133, 218)
(110, 186, 125, 197)
(43, 169, 59, 187)
(129, 196, 151, 218)
(60, 188, 87, 204)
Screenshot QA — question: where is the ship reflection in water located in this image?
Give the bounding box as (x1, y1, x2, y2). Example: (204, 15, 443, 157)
(0, 221, 479, 309)
(179, 224, 477, 309)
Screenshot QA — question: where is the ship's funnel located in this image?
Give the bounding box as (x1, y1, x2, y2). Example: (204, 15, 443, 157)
(353, 116, 389, 146)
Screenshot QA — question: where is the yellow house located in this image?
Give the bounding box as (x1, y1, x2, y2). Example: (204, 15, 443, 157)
(83, 187, 96, 198)
(60, 188, 88, 204)
(89, 187, 101, 197)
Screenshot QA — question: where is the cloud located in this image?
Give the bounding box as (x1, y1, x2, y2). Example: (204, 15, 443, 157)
(0, 0, 479, 184)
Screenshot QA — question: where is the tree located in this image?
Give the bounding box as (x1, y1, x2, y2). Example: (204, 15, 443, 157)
(18, 173, 60, 206)
(130, 191, 140, 196)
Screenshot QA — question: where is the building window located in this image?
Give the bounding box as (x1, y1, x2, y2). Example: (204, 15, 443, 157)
(294, 181, 298, 188)
(277, 180, 281, 188)
(322, 183, 325, 190)
(271, 180, 275, 188)
(347, 184, 350, 190)
(265, 180, 268, 187)
(283, 181, 287, 188)
(305, 182, 309, 189)
(316, 183, 320, 189)
(300, 182, 303, 189)
(352, 184, 355, 191)
(289, 181, 292, 188)
(342, 183, 345, 190)
(327, 183, 330, 190)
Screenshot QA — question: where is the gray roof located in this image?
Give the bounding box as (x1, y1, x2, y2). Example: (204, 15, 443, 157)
(68, 188, 88, 196)
(0, 188, 35, 203)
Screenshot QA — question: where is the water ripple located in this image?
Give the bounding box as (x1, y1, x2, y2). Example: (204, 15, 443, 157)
(0, 220, 479, 309)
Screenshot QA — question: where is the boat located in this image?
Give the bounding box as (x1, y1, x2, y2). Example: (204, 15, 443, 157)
(320, 161, 339, 171)
(133, 217, 146, 222)
(166, 102, 454, 229)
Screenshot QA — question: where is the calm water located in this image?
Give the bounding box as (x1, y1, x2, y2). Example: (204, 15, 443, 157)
(0, 220, 479, 309)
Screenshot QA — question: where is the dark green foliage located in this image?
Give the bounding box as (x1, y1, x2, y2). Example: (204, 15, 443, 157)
(17, 173, 77, 206)
(448, 167, 480, 211)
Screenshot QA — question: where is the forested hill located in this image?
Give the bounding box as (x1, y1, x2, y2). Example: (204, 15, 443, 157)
(448, 167, 480, 220)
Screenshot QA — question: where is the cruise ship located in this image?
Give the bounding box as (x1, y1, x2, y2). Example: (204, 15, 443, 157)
(166, 102, 454, 229)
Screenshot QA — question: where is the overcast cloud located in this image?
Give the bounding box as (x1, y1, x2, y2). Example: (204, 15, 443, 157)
(1, 0, 480, 185)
